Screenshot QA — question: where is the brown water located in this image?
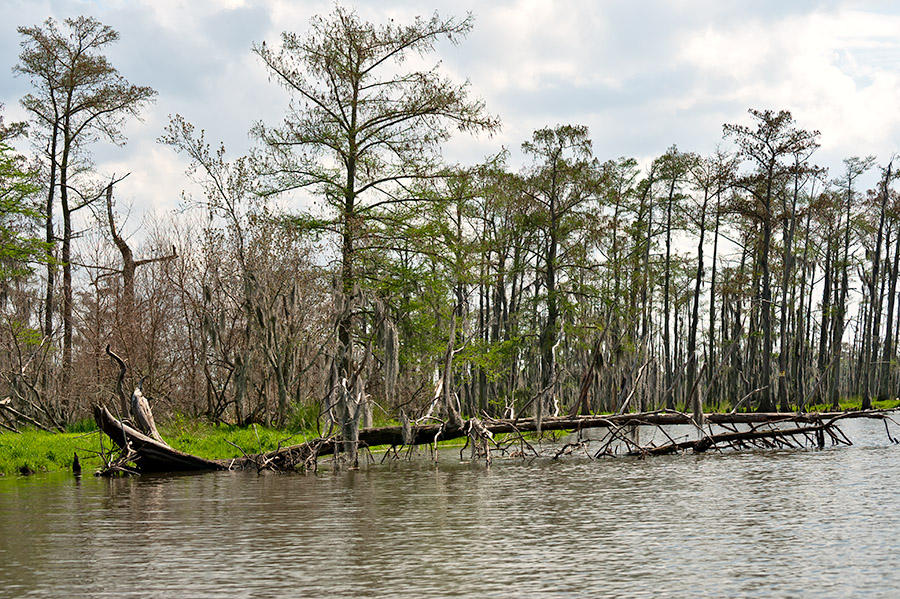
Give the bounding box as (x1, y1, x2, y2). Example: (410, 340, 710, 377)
(1, 419, 899, 598)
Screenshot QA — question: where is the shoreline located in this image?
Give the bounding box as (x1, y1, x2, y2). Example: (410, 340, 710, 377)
(2, 399, 898, 477)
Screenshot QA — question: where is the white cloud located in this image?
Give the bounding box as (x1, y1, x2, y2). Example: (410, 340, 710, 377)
(2, 0, 899, 220)
(677, 8, 900, 157)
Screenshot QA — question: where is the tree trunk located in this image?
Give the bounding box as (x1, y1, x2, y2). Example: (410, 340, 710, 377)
(758, 166, 774, 412)
(663, 177, 675, 409)
(42, 126, 58, 340)
(60, 132, 73, 391)
(539, 178, 559, 431)
(879, 221, 900, 401)
(686, 188, 708, 422)
(830, 189, 853, 409)
(864, 162, 891, 408)
(777, 169, 800, 411)
(707, 191, 721, 404)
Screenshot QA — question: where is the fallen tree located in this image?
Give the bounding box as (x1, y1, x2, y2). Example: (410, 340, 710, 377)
(94, 405, 226, 473)
(92, 402, 900, 475)
(623, 420, 849, 456)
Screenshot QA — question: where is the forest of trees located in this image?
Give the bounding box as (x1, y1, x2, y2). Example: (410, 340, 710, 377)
(1, 9, 898, 456)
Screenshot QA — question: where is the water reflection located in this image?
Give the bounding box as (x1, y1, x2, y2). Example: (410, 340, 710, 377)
(1, 419, 898, 598)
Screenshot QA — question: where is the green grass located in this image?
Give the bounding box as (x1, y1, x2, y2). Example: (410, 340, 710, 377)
(0, 429, 105, 476)
(799, 398, 900, 412)
(0, 416, 514, 476)
(0, 420, 322, 477)
(161, 420, 316, 460)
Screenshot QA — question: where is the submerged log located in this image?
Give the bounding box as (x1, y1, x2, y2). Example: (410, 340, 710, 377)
(626, 423, 842, 456)
(93, 404, 897, 474)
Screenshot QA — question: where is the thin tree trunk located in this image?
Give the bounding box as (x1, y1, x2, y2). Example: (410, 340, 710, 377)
(663, 177, 675, 409)
(42, 127, 58, 340)
(830, 187, 853, 409)
(880, 221, 900, 401)
(864, 162, 891, 408)
(707, 191, 720, 402)
(687, 188, 709, 422)
(758, 165, 775, 412)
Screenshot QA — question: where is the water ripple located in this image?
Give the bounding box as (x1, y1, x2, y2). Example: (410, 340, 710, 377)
(1, 419, 898, 598)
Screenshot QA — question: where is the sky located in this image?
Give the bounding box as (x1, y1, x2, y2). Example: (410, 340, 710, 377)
(1, 0, 899, 218)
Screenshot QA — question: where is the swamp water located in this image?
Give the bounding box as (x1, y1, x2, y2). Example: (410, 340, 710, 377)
(1, 419, 899, 598)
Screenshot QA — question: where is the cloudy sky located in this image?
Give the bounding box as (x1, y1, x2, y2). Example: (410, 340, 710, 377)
(1, 0, 899, 216)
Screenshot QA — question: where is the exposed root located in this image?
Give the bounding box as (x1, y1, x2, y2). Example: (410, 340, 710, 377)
(462, 417, 493, 465)
(95, 436, 141, 477)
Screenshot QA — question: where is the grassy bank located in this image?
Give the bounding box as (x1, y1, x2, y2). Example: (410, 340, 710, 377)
(804, 398, 900, 412)
(0, 430, 101, 476)
(0, 421, 318, 477)
(2, 398, 898, 476)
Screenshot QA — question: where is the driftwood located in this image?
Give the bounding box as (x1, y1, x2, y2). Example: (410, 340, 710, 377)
(130, 384, 163, 443)
(94, 406, 225, 473)
(93, 405, 334, 474)
(105, 345, 164, 443)
(93, 403, 899, 475)
(105, 345, 130, 418)
(625, 422, 844, 456)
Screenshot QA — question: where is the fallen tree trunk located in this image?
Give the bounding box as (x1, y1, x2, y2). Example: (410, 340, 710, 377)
(93, 404, 898, 475)
(626, 423, 841, 456)
(94, 406, 225, 473)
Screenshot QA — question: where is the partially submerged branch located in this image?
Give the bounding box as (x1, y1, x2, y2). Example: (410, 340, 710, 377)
(93, 406, 900, 475)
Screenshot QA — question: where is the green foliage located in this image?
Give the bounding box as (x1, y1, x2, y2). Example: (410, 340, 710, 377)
(7, 319, 43, 346)
(278, 212, 335, 239)
(65, 418, 98, 434)
(286, 402, 321, 432)
(804, 398, 900, 413)
(0, 143, 49, 280)
(458, 338, 519, 383)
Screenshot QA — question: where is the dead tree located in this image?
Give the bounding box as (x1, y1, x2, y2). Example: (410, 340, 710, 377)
(130, 380, 163, 443)
(106, 180, 177, 315)
(94, 405, 899, 475)
(105, 344, 163, 443)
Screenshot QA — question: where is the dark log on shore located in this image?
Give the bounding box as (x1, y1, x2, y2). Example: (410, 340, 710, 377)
(94, 404, 336, 473)
(94, 406, 225, 473)
(93, 404, 896, 474)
